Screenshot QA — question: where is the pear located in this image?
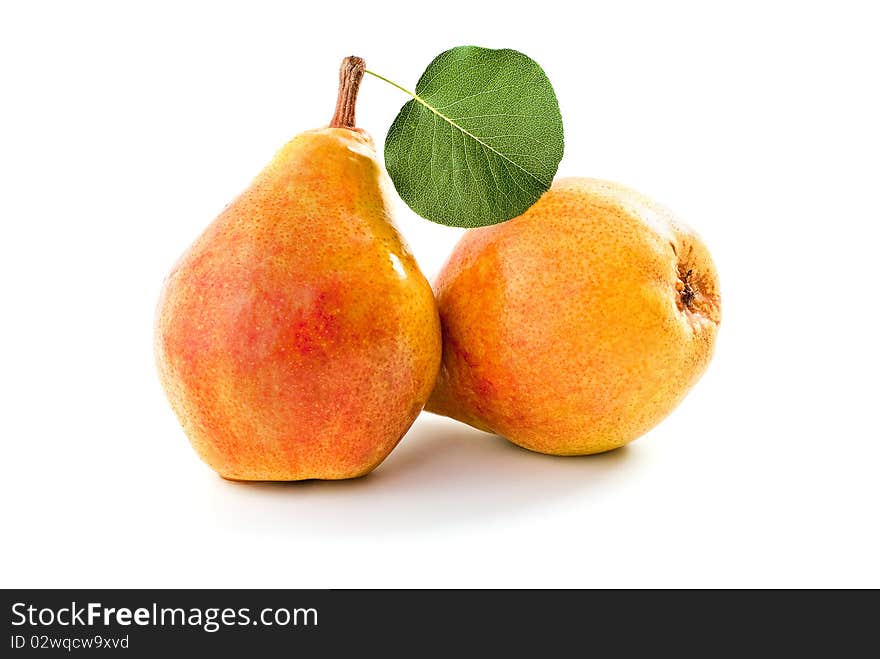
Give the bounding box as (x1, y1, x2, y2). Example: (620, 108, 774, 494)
(427, 178, 720, 455)
(155, 57, 441, 480)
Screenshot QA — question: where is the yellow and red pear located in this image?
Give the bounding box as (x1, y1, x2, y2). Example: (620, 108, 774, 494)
(155, 57, 441, 480)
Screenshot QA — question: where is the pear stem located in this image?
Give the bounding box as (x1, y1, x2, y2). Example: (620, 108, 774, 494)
(329, 56, 366, 129)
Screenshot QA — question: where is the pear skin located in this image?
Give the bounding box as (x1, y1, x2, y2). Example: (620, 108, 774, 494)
(155, 58, 441, 480)
(427, 177, 720, 455)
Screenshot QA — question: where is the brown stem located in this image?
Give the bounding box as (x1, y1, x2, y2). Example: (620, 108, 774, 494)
(329, 56, 366, 129)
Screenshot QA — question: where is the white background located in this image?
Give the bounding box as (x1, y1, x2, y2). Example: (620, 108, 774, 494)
(2, 1, 878, 588)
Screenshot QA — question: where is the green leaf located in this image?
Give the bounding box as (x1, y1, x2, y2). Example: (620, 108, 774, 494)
(379, 46, 564, 228)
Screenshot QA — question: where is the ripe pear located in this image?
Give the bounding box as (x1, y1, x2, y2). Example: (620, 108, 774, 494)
(155, 57, 441, 480)
(427, 178, 721, 455)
